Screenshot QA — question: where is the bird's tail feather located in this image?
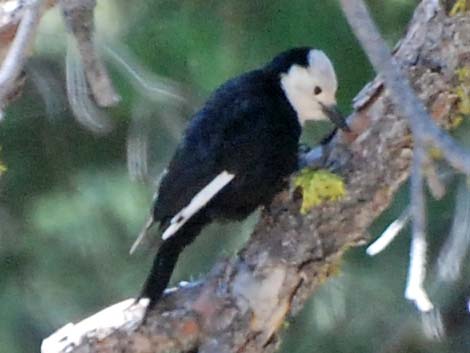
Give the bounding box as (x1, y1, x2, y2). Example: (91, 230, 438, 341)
(138, 213, 209, 314)
(129, 214, 155, 255)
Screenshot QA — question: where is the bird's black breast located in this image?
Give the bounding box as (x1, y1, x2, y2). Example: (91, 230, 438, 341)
(154, 69, 301, 225)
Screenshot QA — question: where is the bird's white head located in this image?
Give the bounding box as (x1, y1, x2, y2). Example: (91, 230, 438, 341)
(275, 48, 349, 130)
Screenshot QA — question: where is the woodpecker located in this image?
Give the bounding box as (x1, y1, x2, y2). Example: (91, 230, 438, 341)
(135, 47, 349, 313)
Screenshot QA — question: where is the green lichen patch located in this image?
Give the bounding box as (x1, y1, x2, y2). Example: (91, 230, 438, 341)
(448, 114, 464, 130)
(456, 85, 470, 115)
(428, 146, 443, 160)
(294, 169, 346, 214)
(448, 66, 470, 130)
(450, 0, 468, 16)
(0, 147, 6, 175)
(456, 68, 470, 115)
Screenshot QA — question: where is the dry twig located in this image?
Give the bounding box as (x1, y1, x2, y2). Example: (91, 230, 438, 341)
(60, 0, 120, 108)
(0, 0, 44, 117)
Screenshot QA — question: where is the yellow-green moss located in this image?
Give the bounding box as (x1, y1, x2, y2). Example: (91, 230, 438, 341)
(450, 0, 468, 16)
(449, 66, 470, 129)
(456, 89, 470, 115)
(449, 114, 464, 129)
(313, 256, 344, 288)
(457, 66, 470, 82)
(0, 147, 6, 175)
(456, 67, 470, 115)
(428, 146, 444, 160)
(294, 169, 346, 214)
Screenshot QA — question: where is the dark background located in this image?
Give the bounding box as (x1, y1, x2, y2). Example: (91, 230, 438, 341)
(0, 1, 469, 352)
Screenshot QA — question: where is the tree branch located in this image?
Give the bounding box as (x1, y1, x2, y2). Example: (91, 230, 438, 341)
(340, 0, 470, 174)
(0, 0, 119, 121)
(0, 0, 44, 117)
(42, 1, 470, 353)
(339, 0, 470, 312)
(60, 0, 120, 108)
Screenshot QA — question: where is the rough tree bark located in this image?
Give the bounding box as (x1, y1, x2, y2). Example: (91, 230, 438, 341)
(42, 1, 469, 353)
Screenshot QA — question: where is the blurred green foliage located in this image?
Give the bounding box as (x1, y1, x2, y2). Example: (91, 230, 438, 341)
(1, 1, 469, 353)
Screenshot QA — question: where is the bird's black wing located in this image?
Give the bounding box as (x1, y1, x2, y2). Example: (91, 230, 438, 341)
(153, 74, 272, 231)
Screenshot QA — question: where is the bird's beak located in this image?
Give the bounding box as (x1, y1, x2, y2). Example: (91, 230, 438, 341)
(322, 104, 351, 132)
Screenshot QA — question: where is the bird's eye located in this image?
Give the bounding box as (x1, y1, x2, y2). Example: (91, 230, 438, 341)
(313, 86, 322, 95)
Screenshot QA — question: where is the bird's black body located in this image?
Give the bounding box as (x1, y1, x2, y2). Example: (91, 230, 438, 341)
(155, 70, 301, 225)
(139, 48, 338, 312)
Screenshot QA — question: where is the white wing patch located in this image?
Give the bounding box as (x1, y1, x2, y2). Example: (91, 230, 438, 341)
(161, 171, 235, 241)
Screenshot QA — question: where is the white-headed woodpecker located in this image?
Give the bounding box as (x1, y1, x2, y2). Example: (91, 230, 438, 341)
(136, 47, 349, 313)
